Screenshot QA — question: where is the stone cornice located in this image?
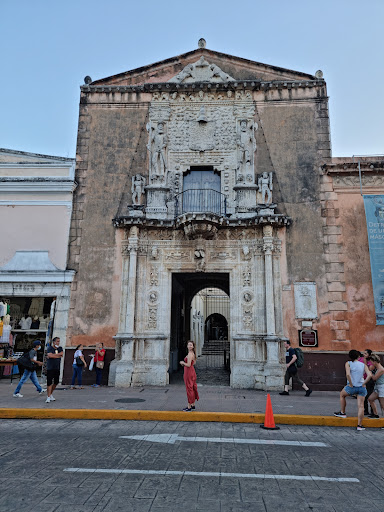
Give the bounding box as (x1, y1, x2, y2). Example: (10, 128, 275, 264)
(0, 180, 77, 193)
(113, 214, 291, 229)
(322, 161, 384, 175)
(81, 79, 325, 95)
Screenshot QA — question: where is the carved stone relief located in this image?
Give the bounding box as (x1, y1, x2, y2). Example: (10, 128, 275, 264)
(236, 119, 257, 182)
(294, 282, 317, 319)
(242, 307, 253, 329)
(242, 266, 252, 287)
(243, 291, 253, 303)
(165, 250, 191, 261)
(148, 305, 158, 329)
(333, 175, 384, 188)
(168, 57, 235, 83)
(209, 250, 236, 261)
(149, 265, 159, 286)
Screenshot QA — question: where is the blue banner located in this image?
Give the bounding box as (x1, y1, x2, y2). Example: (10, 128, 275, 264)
(363, 195, 384, 325)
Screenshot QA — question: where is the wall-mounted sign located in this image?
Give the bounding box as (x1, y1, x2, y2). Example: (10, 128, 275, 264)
(294, 282, 317, 319)
(299, 329, 318, 347)
(363, 195, 384, 325)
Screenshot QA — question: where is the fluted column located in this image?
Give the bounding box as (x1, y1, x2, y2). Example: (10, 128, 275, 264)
(125, 226, 139, 334)
(263, 224, 275, 336)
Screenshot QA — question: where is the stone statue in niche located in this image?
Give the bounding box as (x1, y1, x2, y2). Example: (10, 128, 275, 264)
(147, 122, 167, 180)
(131, 174, 146, 206)
(194, 248, 206, 272)
(258, 172, 273, 205)
(237, 120, 257, 181)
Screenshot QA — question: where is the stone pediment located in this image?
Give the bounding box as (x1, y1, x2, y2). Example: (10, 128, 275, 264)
(168, 57, 235, 83)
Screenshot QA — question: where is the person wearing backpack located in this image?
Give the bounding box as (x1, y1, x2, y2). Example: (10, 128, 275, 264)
(279, 340, 312, 397)
(13, 340, 46, 398)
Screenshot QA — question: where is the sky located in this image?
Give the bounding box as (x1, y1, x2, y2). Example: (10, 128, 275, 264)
(1, 0, 383, 159)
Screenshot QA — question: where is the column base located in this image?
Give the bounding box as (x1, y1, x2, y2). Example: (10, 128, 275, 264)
(108, 359, 169, 387)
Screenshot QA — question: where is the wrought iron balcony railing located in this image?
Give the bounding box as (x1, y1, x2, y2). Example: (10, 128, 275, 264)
(174, 189, 228, 218)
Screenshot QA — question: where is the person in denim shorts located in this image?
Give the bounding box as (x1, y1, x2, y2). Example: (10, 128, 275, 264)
(334, 350, 372, 431)
(367, 354, 384, 419)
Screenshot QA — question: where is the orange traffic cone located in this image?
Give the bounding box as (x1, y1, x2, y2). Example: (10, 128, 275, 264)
(260, 393, 280, 430)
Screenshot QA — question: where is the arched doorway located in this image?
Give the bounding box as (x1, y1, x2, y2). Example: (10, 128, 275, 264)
(170, 275, 230, 385)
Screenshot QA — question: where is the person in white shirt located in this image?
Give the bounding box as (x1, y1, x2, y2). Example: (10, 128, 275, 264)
(334, 350, 371, 431)
(70, 344, 87, 389)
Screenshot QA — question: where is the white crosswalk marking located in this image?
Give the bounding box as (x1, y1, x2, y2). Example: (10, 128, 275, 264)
(64, 467, 358, 483)
(119, 433, 328, 447)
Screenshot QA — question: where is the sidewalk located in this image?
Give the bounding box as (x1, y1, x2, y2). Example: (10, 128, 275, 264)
(1, 378, 383, 427)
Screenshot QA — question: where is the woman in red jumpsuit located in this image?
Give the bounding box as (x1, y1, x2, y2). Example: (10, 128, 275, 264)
(180, 340, 199, 411)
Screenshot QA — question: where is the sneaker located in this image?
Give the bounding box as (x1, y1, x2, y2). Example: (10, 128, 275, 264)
(364, 411, 370, 416)
(357, 425, 366, 431)
(50, 395, 56, 401)
(13, 393, 23, 398)
(305, 389, 312, 397)
(191, 405, 195, 410)
(279, 391, 289, 396)
(368, 414, 380, 419)
(182, 407, 192, 412)
(93, 385, 100, 388)
(45, 397, 51, 403)
(334, 411, 347, 418)
(39, 389, 47, 394)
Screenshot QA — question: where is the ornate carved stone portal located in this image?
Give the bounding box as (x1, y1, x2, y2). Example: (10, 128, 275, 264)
(110, 57, 291, 389)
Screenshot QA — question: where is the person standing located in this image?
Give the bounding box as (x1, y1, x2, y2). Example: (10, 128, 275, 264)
(13, 340, 46, 397)
(359, 349, 375, 415)
(180, 340, 199, 412)
(45, 337, 63, 403)
(279, 340, 312, 397)
(70, 344, 87, 389)
(367, 354, 384, 419)
(334, 350, 371, 431)
(91, 343, 106, 388)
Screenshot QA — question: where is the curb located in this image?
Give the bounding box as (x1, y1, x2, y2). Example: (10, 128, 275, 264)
(1, 408, 384, 427)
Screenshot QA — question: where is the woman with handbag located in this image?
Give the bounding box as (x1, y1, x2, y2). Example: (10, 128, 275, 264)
(92, 343, 105, 388)
(70, 344, 87, 389)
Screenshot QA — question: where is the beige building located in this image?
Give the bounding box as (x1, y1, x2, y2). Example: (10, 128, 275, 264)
(0, 148, 76, 368)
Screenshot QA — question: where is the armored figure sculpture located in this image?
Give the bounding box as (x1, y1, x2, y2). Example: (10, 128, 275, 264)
(258, 172, 273, 205)
(237, 120, 256, 180)
(131, 174, 146, 206)
(147, 122, 167, 179)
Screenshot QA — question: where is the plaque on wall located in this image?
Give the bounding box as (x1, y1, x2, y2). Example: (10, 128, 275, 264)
(294, 282, 317, 319)
(299, 329, 318, 347)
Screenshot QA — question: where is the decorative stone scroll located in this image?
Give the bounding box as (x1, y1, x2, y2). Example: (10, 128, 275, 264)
(168, 56, 235, 83)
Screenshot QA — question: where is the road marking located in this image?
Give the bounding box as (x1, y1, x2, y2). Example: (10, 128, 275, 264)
(119, 433, 328, 447)
(64, 468, 358, 483)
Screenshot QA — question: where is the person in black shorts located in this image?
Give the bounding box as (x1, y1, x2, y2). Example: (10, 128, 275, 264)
(46, 337, 63, 403)
(279, 340, 312, 397)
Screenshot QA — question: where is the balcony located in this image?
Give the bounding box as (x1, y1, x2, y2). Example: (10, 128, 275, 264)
(174, 189, 228, 239)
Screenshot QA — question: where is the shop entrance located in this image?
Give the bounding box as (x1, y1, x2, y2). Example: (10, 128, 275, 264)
(169, 273, 230, 385)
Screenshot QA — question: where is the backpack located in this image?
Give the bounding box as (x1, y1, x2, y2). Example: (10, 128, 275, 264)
(17, 352, 35, 371)
(294, 348, 304, 368)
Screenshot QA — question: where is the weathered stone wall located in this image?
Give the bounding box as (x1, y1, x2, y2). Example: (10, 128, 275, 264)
(67, 98, 150, 346)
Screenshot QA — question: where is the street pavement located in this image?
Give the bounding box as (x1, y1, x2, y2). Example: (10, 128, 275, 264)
(0, 418, 383, 512)
(0, 378, 358, 418)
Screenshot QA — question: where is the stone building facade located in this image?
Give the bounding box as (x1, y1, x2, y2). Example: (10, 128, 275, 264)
(66, 42, 384, 389)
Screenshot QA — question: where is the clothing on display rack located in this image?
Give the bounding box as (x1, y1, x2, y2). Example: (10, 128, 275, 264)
(28, 297, 44, 317)
(19, 317, 32, 330)
(0, 325, 11, 344)
(0, 302, 6, 317)
(30, 316, 40, 329)
(50, 300, 56, 319)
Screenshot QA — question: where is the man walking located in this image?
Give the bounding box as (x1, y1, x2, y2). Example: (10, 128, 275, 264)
(334, 350, 371, 431)
(13, 340, 46, 397)
(46, 337, 63, 403)
(279, 340, 312, 397)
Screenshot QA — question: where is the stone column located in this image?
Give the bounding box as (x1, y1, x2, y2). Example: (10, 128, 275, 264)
(263, 225, 275, 336)
(125, 226, 139, 334)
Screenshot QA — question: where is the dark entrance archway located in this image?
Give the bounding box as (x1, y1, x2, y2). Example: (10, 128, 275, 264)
(170, 273, 230, 385)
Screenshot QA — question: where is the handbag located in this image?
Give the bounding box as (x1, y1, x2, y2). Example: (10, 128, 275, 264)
(76, 356, 84, 366)
(17, 353, 35, 371)
(96, 360, 104, 369)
